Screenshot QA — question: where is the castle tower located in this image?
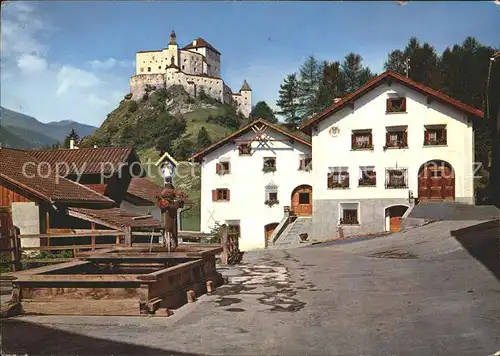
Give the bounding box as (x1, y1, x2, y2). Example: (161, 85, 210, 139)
(167, 30, 179, 67)
(239, 80, 252, 118)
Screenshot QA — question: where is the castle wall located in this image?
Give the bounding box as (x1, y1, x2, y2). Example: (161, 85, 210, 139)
(130, 74, 166, 100)
(179, 50, 204, 76)
(232, 90, 252, 118)
(136, 51, 166, 75)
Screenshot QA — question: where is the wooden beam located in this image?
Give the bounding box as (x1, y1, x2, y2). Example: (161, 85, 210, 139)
(21, 244, 119, 252)
(124, 226, 132, 247)
(67, 209, 123, 231)
(19, 231, 125, 239)
(12, 274, 155, 283)
(8, 260, 90, 276)
(91, 222, 96, 250)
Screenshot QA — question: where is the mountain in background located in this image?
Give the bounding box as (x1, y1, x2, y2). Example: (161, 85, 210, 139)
(0, 106, 97, 149)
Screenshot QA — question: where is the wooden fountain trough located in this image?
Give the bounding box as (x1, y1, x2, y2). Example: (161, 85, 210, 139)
(4, 245, 224, 316)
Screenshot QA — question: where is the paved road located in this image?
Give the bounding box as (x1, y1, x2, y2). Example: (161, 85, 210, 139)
(1, 220, 499, 356)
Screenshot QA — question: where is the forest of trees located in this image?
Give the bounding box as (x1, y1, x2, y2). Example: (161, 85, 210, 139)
(275, 36, 499, 205)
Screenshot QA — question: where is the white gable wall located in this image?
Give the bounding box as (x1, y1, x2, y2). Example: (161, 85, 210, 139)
(200, 129, 312, 250)
(311, 82, 475, 239)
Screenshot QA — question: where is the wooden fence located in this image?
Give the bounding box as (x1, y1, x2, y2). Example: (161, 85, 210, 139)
(0, 224, 242, 272)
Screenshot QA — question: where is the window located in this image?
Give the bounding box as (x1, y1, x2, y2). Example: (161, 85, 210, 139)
(298, 157, 312, 171)
(215, 161, 230, 175)
(386, 97, 407, 113)
(385, 168, 408, 189)
(339, 203, 359, 225)
(140, 67, 144, 72)
(424, 125, 447, 146)
(351, 130, 373, 150)
(298, 192, 310, 204)
(359, 166, 376, 186)
(265, 182, 279, 206)
(327, 167, 349, 188)
(385, 126, 408, 149)
(212, 188, 230, 201)
(147, 67, 151, 72)
(182, 65, 185, 70)
(238, 143, 251, 156)
(263, 157, 276, 173)
(158, 66, 161, 69)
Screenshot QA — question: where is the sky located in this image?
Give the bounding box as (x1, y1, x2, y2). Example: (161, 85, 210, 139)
(1, 1, 499, 127)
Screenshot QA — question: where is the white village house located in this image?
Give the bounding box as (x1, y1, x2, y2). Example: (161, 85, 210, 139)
(193, 71, 484, 249)
(191, 119, 313, 250)
(300, 70, 484, 240)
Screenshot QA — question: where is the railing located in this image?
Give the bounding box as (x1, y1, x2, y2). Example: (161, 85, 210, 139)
(0, 228, 126, 272)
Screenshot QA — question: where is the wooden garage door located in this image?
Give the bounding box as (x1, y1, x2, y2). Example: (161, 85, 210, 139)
(389, 217, 402, 232)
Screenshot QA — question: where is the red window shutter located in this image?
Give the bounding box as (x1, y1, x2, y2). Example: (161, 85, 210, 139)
(402, 97, 407, 112)
(369, 133, 373, 147)
(443, 128, 447, 143)
(215, 163, 220, 173)
(386, 98, 392, 112)
(226, 189, 231, 201)
(386, 132, 390, 146)
(299, 159, 304, 169)
(228, 162, 231, 173)
(327, 173, 333, 188)
(351, 134, 356, 149)
(212, 190, 217, 201)
(345, 172, 350, 187)
(403, 131, 408, 146)
(424, 129, 429, 143)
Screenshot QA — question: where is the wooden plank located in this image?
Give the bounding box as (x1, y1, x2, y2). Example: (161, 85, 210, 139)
(150, 259, 204, 278)
(13, 274, 153, 283)
(21, 244, 119, 251)
(131, 232, 163, 236)
(4, 260, 91, 277)
(19, 230, 125, 239)
(20, 299, 140, 316)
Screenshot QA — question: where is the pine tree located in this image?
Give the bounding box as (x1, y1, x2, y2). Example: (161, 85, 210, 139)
(317, 61, 347, 111)
(341, 53, 375, 93)
(297, 56, 323, 118)
(63, 128, 80, 148)
(196, 127, 212, 151)
(384, 49, 407, 75)
(250, 101, 277, 123)
(276, 73, 301, 126)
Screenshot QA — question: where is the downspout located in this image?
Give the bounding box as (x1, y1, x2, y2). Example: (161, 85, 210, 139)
(178, 205, 192, 231)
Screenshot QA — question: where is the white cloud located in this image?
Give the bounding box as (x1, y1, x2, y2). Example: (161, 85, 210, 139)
(57, 66, 101, 96)
(17, 53, 48, 73)
(90, 58, 135, 70)
(0, 3, 132, 127)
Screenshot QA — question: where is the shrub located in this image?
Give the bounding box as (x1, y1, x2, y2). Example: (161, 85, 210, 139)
(128, 101, 138, 112)
(124, 93, 132, 100)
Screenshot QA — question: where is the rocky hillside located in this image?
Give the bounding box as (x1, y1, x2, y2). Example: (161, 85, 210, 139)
(83, 85, 249, 160)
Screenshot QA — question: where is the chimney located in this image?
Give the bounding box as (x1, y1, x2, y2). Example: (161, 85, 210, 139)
(93, 144, 98, 148)
(69, 138, 75, 149)
(333, 97, 342, 104)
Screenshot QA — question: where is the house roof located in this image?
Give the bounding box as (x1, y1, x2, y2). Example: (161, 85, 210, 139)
(300, 70, 484, 132)
(29, 147, 138, 175)
(155, 151, 178, 167)
(182, 38, 221, 55)
(126, 178, 164, 204)
(68, 207, 161, 229)
(190, 118, 312, 162)
(0, 148, 114, 205)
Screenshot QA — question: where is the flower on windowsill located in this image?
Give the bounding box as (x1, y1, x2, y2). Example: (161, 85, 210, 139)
(264, 199, 279, 207)
(298, 165, 312, 172)
(358, 178, 376, 186)
(262, 166, 276, 173)
(217, 170, 230, 176)
(424, 138, 447, 146)
(339, 217, 359, 225)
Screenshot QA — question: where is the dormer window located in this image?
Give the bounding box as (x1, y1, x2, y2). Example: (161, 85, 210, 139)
(386, 97, 407, 113)
(238, 143, 251, 156)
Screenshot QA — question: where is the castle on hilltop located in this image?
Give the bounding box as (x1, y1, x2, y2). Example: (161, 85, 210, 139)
(130, 31, 252, 118)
